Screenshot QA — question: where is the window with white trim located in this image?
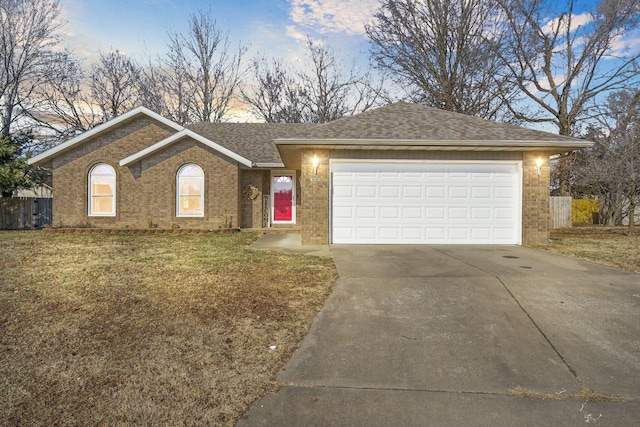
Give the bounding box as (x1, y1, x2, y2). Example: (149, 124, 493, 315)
(89, 163, 116, 216)
(177, 164, 204, 217)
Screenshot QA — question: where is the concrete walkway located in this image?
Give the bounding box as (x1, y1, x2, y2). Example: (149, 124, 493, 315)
(238, 244, 640, 426)
(249, 233, 331, 258)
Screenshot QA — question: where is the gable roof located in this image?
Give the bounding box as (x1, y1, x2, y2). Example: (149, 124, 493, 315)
(28, 106, 184, 167)
(119, 129, 253, 168)
(30, 102, 593, 170)
(186, 122, 317, 166)
(274, 102, 592, 151)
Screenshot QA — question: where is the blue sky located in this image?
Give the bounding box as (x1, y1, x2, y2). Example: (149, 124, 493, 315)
(57, 0, 638, 128)
(60, 0, 379, 64)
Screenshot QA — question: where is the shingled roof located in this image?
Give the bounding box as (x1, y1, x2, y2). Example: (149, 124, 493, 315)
(187, 122, 317, 165)
(273, 101, 591, 148)
(30, 102, 592, 169)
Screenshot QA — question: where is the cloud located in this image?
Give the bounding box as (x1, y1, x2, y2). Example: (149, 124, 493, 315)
(542, 12, 592, 36)
(608, 28, 640, 57)
(289, 0, 378, 36)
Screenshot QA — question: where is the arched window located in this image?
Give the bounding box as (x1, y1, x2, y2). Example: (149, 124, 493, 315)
(177, 164, 204, 217)
(89, 163, 116, 216)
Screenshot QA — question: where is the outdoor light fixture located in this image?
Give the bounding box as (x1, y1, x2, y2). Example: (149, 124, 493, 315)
(535, 157, 544, 177)
(312, 154, 319, 175)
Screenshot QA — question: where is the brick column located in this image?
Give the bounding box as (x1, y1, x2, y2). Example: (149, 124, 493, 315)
(301, 149, 330, 245)
(522, 152, 550, 245)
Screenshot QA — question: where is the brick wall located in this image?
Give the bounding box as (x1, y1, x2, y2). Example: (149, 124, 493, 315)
(522, 152, 550, 245)
(298, 150, 552, 246)
(300, 149, 329, 244)
(52, 117, 240, 229)
(240, 169, 267, 228)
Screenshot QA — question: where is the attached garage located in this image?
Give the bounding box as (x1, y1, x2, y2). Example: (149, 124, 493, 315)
(331, 160, 522, 245)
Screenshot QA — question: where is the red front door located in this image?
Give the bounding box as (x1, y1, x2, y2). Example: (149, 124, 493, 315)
(273, 175, 294, 222)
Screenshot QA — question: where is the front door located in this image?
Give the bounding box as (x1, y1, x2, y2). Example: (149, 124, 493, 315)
(272, 172, 296, 224)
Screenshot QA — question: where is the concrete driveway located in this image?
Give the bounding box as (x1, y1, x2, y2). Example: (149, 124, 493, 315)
(238, 245, 640, 426)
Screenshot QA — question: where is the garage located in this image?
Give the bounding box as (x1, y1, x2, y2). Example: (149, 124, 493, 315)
(331, 160, 522, 244)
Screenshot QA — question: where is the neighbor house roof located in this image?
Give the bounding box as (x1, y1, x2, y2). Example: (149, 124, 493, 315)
(274, 102, 593, 152)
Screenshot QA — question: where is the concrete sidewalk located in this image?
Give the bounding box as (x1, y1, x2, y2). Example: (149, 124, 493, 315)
(249, 233, 331, 258)
(237, 245, 640, 426)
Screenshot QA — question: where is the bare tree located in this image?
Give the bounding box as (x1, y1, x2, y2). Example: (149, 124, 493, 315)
(241, 58, 306, 123)
(496, 0, 640, 136)
(497, 0, 640, 195)
(0, 0, 65, 137)
(301, 39, 385, 123)
(243, 39, 385, 123)
(33, 52, 101, 142)
(366, 0, 514, 120)
(90, 50, 142, 120)
(166, 11, 247, 123)
(154, 40, 197, 125)
(578, 89, 640, 234)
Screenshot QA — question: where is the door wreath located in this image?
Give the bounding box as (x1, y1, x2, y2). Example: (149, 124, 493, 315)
(244, 184, 260, 200)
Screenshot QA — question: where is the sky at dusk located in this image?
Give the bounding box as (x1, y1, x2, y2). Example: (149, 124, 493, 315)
(55, 0, 638, 126)
(59, 0, 380, 65)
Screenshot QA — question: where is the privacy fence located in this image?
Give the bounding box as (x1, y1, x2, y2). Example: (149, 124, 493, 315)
(0, 198, 52, 230)
(549, 196, 572, 229)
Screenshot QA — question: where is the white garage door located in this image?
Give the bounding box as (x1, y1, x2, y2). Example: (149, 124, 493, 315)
(331, 161, 522, 244)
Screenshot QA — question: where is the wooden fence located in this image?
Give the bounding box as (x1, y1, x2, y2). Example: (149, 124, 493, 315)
(549, 196, 572, 229)
(0, 197, 52, 229)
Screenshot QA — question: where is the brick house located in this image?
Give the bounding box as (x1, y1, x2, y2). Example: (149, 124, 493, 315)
(28, 102, 591, 245)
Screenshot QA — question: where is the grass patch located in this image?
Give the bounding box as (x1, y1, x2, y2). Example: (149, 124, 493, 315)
(536, 226, 640, 273)
(0, 231, 338, 426)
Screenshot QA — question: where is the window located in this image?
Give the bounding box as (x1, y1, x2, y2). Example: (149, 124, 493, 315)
(89, 163, 116, 216)
(177, 164, 204, 217)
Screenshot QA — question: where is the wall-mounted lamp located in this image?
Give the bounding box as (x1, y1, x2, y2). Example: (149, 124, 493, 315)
(535, 157, 544, 177)
(312, 154, 319, 175)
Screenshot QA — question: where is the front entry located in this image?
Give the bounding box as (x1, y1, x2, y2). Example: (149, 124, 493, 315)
(271, 172, 296, 224)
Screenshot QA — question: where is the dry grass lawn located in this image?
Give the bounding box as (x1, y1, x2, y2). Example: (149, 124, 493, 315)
(0, 231, 338, 426)
(537, 226, 640, 273)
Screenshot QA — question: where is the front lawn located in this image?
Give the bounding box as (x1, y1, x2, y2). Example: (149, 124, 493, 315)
(0, 231, 338, 425)
(538, 226, 640, 273)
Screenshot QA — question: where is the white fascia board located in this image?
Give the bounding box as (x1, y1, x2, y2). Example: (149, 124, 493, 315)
(119, 129, 253, 168)
(254, 162, 285, 168)
(28, 107, 184, 166)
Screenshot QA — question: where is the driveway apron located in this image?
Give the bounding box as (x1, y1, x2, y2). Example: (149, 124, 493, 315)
(238, 245, 640, 426)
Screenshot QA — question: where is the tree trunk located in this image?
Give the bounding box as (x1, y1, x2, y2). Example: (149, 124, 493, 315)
(628, 197, 636, 236)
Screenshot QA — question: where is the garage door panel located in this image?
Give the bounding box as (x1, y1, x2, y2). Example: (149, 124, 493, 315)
(403, 186, 423, 198)
(402, 228, 423, 240)
(471, 207, 492, 219)
(427, 187, 446, 198)
(380, 227, 400, 239)
(380, 185, 400, 198)
(402, 206, 423, 220)
(331, 161, 521, 244)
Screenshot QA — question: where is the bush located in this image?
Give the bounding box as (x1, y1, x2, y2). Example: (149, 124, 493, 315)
(572, 199, 599, 224)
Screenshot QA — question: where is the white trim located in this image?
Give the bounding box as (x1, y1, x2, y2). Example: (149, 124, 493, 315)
(329, 159, 523, 245)
(275, 138, 593, 150)
(270, 170, 296, 225)
(119, 129, 253, 168)
(176, 163, 205, 218)
(255, 162, 285, 168)
(28, 107, 184, 166)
